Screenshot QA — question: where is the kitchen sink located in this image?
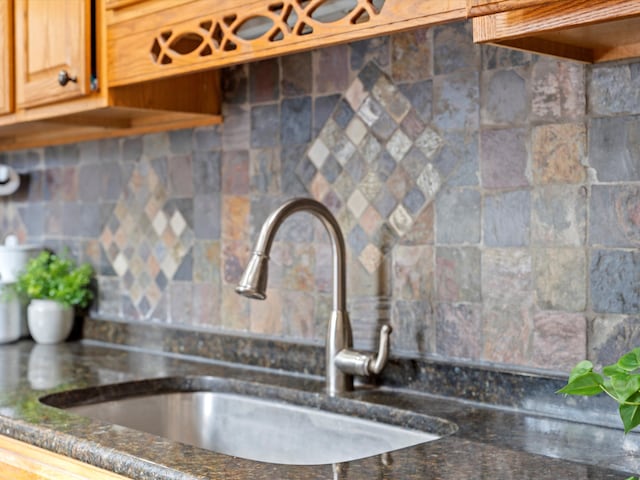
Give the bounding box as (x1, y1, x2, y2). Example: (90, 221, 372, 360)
(40, 376, 456, 465)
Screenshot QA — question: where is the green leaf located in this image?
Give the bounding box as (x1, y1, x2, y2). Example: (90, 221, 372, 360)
(557, 371, 604, 396)
(618, 348, 640, 372)
(610, 374, 640, 403)
(568, 360, 594, 382)
(603, 363, 627, 377)
(620, 400, 640, 434)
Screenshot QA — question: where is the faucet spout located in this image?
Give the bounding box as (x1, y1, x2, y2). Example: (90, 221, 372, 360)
(236, 197, 391, 396)
(236, 198, 346, 311)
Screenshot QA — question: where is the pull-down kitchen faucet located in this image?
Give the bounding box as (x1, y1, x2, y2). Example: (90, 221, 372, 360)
(236, 197, 392, 396)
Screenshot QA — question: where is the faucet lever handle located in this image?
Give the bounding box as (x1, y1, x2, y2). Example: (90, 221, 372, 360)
(368, 324, 392, 375)
(334, 324, 393, 377)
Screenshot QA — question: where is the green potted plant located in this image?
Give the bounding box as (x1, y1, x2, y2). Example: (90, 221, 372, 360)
(16, 251, 93, 344)
(559, 348, 640, 480)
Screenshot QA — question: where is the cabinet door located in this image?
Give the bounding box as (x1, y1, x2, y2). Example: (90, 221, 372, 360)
(14, 0, 91, 109)
(0, 0, 13, 115)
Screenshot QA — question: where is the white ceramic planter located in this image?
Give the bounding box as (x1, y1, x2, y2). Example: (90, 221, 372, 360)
(27, 299, 74, 344)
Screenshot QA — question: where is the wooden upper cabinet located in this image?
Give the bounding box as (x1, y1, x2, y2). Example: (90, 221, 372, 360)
(468, 0, 640, 63)
(106, 0, 468, 86)
(0, 0, 13, 115)
(14, 0, 91, 109)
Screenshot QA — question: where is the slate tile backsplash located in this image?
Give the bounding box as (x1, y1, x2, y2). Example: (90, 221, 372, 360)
(2, 20, 640, 373)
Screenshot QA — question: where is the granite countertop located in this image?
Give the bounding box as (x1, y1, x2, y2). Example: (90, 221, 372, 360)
(0, 338, 638, 479)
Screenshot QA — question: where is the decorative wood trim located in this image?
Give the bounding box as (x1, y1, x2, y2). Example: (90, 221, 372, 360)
(107, 0, 467, 86)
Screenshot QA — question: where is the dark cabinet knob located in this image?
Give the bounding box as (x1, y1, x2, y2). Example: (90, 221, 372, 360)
(58, 70, 77, 86)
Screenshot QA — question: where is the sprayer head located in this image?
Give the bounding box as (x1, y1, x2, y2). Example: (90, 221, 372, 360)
(235, 252, 269, 300)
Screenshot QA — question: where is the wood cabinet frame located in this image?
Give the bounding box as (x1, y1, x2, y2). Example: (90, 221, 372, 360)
(0, 0, 14, 115)
(0, 0, 222, 151)
(469, 0, 640, 63)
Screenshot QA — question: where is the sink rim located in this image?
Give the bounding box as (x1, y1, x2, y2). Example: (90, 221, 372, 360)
(62, 389, 443, 465)
(39, 375, 458, 444)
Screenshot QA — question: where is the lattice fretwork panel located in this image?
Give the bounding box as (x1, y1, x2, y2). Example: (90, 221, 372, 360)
(149, 0, 385, 65)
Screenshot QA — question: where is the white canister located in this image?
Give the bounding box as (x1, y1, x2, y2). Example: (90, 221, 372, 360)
(0, 234, 41, 282)
(0, 281, 21, 344)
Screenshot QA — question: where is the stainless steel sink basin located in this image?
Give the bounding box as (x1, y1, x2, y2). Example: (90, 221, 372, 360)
(40, 376, 456, 465)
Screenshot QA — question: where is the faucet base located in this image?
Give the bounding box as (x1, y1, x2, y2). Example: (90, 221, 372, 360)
(326, 310, 353, 396)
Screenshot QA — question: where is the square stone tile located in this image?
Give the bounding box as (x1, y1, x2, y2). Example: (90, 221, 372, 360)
(589, 116, 640, 182)
(589, 61, 640, 116)
(314, 44, 349, 94)
(249, 59, 279, 103)
(483, 190, 530, 247)
(391, 29, 432, 82)
(591, 185, 640, 247)
(482, 249, 532, 306)
(436, 247, 481, 302)
(393, 245, 433, 300)
(251, 104, 280, 148)
(481, 69, 528, 126)
(532, 312, 586, 370)
(535, 248, 586, 311)
(281, 97, 312, 146)
(531, 59, 585, 121)
(433, 71, 479, 132)
(281, 52, 312, 97)
(532, 123, 586, 184)
(591, 249, 640, 314)
(390, 300, 432, 355)
(436, 302, 482, 360)
(435, 187, 481, 244)
(532, 185, 587, 246)
(482, 297, 534, 366)
(433, 22, 479, 75)
(480, 128, 528, 189)
(590, 315, 640, 367)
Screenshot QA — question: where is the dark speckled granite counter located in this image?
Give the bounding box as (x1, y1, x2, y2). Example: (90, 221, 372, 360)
(0, 321, 638, 479)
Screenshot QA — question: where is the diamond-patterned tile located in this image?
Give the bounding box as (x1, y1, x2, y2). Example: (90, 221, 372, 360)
(358, 96, 384, 127)
(345, 77, 368, 111)
(152, 211, 168, 235)
(387, 129, 412, 163)
(100, 158, 195, 319)
(332, 136, 357, 166)
(308, 139, 330, 169)
(347, 189, 368, 219)
(372, 75, 412, 122)
(359, 243, 383, 273)
(390, 204, 414, 237)
(170, 210, 187, 236)
(345, 117, 368, 146)
(416, 127, 444, 159)
(113, 253, 128, 277)
(301, 64, 455, 271)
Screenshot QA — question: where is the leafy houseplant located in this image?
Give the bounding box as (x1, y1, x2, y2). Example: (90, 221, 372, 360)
(559, 348, 640, 480)
(16, 251, 93, 344)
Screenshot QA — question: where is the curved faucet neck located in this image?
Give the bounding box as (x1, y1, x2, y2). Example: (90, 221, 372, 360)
(253, 198, 347, 312)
